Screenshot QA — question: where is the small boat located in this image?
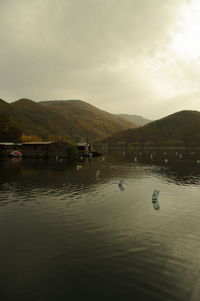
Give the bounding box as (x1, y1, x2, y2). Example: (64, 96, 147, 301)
(10, 150, 22, 157)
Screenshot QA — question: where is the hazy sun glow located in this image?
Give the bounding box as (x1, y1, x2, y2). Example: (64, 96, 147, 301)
(169, 0, 200, 61)
(144, 0, 200, 102)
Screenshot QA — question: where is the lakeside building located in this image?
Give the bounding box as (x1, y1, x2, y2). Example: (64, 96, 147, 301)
(77, 142, 93, 152)
(0, 141, 72, 158)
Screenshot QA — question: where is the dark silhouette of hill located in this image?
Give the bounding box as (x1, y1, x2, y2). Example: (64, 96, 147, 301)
(117, 114, 151, 126)
(0, 98, 135, 142)
(99, 110, 200, 147)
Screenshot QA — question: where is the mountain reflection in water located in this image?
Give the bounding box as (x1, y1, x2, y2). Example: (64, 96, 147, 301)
(0, 150, 200, 301)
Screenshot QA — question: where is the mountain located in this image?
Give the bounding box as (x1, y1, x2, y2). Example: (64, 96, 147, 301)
(0, 98, 136, 142)
(10, 98, 73, 140)
(0, 99, 23, 141)
(99, 110, 200, 147)
(117, 114, 151, 126)
(39, 100, 136, 141)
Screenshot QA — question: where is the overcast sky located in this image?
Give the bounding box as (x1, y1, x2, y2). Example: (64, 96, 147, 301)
(1, 0, 200, 119)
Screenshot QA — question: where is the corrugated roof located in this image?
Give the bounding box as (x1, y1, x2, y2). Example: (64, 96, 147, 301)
(0, 141, 69, 145)
(22, 141, 54, 145)
(0, 142, 22, 145)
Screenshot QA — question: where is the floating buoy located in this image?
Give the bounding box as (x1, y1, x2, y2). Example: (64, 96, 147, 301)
(134, 157, 137, 162)
(152, 189, 160, 210)
(152, 189, 159, 201)
(76, 165, 82, 170)
(164, 158, 168, 163)
(118, 179, 125, 191)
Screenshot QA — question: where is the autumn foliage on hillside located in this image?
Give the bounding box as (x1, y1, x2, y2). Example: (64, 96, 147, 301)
(0, 98, 135, 142)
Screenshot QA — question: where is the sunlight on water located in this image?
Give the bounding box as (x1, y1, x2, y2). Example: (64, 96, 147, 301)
(0, 150, 200, 301)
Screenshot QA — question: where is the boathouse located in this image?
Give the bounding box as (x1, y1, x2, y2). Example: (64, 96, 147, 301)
(0, 141, 71, 158)
(77, 142, 93, 152)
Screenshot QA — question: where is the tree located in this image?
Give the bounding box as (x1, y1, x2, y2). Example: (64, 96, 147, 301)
(20, 134, 43, 142)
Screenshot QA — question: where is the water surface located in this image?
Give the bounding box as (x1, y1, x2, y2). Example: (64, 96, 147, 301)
(0, 150, 200, 301)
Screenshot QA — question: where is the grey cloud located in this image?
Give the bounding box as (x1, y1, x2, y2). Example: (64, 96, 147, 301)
(150, 91, 200, 120)
(0, 0, 193, 118)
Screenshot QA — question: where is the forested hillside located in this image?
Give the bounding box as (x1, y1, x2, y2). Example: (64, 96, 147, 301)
(99, 111, 200, 147)
(0, 98, 135, 142)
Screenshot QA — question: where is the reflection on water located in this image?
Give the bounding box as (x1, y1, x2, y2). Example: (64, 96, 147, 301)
(0, 150, 200, 300)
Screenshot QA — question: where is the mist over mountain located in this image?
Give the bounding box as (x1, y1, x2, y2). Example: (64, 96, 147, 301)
(116, 114, 151, 126)
(99, 110, 200, 147)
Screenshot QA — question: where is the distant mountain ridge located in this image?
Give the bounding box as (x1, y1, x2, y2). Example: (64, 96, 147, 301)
(0, 98, 136, 142)
(99, 110, 200, 147)
(116, 114, 151, 126)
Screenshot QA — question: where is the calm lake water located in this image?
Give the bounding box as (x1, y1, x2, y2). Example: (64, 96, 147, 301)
(1, 150, 200, 301)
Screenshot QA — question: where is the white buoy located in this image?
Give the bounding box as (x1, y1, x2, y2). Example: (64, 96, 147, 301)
(134, 157, 137, 162)
(179, 154, 182, 159)
(197, 160, 200, 164)
(96, 170, 100, 180)
(164, 158, 168, 163)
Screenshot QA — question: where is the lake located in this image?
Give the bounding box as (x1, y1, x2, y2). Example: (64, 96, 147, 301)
(0, 150, 200, 301)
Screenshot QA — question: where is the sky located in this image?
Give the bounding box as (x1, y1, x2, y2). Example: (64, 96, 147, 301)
(1, 0, 200, 119)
